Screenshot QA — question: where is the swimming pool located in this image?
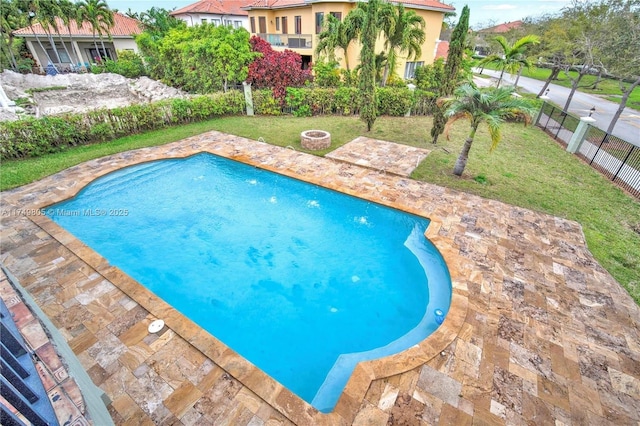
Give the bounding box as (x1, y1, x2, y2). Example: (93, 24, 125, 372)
(47, 153, 451, 412)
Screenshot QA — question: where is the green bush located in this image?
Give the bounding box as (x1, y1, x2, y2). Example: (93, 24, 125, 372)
(104, 51, 148, 78)
(0, 85, 435, 161)
(377, 87, 413, 116)
(0, 91, 246, 161)
(252, 89, 281, 115)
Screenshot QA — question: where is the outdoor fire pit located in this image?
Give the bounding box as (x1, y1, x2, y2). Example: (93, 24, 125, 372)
(301, 130, 331, 150)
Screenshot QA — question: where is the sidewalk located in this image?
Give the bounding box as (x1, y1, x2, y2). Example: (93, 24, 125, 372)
(473, 69, 640, 146)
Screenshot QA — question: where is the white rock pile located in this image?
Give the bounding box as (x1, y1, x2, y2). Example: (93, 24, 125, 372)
(0, 70, 188, 121)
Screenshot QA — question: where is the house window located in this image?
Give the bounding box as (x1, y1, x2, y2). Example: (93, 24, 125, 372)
(330, 12, 342, 21)
(213, 18, 221, 26)
(282, 16, 288, 34)
(404, 61, 424, 79)
(294, 16, 302, 34)
(315, 12, 324, 34)
(259, 16, 266, 33)
(250, 17, 256, 32)
(276, 17, 280, 31)
(234, 20, 242, 28)
(201, 18, 207, 24)
(88, 48, 112, 62)
(224, 19, 232, 26)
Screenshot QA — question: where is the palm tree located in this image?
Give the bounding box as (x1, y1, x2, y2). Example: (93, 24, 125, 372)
(38, 0, 77, 71)
(77, 0, 114, 62)
(478, 35, 540, 88)
(380, 4, 425, 86)
(443, 83, 536, 176)
(24, 0, 59, 71)
(58, 0, 82, 68)
(315, 14, 359, 72)
(0, 0, 25, 71)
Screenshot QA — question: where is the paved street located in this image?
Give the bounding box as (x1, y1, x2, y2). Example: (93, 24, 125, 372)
(473, 69, 640, 146)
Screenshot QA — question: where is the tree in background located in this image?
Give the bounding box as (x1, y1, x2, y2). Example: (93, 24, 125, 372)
(597, 0, 640, 133)
(443, 83, 536, 176)
(478, 34, 540, 88)
(315, 14, 359, 73)
(380, 4, 425, 86)
(358, 0, 379, 130)
(77, 0, 114, 61)
(134, 7, 186, 80)
(0, 0, 28, 71)
(431, 4, 469, 144)
(143, 24, 255, 93)
(247, 36, 312, 103)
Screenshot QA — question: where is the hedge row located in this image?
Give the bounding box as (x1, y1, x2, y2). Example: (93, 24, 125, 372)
(252, 87, 436, 117)
(0, 91, 245, 160)
(0, 86, 437, 161)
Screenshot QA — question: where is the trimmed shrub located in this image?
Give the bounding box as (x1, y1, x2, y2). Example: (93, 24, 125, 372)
(0, 91, 245, 160)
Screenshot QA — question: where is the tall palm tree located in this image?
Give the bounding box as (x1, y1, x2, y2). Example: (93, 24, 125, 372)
(38, 0, 76, 70)
(58, 0, 82, 68)
(24, 0, 59, 71)
(443, 83, 536, 176)
(77, 0, 114, 61)
(478, 35, 540, 88)
(380, 4, 425, 86)
(315, 14, 359, 72)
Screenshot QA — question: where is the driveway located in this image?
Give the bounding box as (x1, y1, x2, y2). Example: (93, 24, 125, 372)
(473, 69, 640, 146)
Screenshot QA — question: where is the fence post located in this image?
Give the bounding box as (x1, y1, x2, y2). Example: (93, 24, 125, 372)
(535, 99, 549, 125)
(243, 81, 254, 116)
(566, 116, 596, 153)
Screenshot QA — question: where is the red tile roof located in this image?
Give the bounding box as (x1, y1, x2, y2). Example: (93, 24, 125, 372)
(245, 0, 455, 11)
(171, 0, 255, 16)
(13, 12, 142, 37)
(435, 40, 449, 59)
(478, 20, 524, 33)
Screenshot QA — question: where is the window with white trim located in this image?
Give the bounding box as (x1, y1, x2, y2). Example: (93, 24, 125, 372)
(404, 61, 424, 79)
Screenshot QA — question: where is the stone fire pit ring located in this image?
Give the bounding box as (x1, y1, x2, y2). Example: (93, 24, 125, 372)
(301, 130, 331, 150)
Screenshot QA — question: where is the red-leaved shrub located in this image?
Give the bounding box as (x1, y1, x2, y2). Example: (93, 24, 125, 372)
(247, 36, 312, 104)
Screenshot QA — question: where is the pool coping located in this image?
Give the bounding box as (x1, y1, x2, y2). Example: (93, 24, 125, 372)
(17, 132, 469, 425)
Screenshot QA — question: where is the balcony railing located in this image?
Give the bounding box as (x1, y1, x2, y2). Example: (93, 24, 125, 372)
(257, 33, 312, 49)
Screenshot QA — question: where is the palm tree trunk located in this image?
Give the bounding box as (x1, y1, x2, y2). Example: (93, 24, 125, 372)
(453, 125, 478, 176)
(31, 27, 57, 71)
(607, 76, 640, 134)
(381, 63, 389, 87)
(514, 66, 523, 89)
(99, 32, 107, 58)
(497, 67, 505, 88)
(92, 30, 100, 61)
(0, 34, 19, 71)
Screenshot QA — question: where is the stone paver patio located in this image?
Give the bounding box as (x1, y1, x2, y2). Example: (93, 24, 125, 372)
(1, 131, 639, 425)
(326, 136, 430, 177)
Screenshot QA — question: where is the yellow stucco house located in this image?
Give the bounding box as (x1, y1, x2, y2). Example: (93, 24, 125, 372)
(243, 0, 454, 79)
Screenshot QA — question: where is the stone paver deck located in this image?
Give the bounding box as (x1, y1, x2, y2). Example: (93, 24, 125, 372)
(1, 269, 90, 425)
(326, 136, 430, 177)
(1, 131, 639, 425)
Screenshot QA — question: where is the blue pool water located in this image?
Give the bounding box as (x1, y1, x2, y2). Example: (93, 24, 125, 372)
(47, 153, 451, 412)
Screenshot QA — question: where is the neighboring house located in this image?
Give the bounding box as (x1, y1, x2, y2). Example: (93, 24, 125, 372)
(473, 20, 524, 56)
(13, 12, 142, 72)
(243, 0, 455, 78)
(170, 0, 254, 30)
(477, 20, 524, 34)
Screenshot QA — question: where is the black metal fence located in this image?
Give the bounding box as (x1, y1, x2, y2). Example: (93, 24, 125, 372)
(536, 102, 580, 147)
(536, 102, 640, 199)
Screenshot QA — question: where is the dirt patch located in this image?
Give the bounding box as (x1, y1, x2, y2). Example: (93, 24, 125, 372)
(0, 70, 187, 121)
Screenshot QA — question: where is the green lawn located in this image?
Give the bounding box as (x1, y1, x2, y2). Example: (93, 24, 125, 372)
(479, 64, 640, 109)
(2, 115, 639, 303)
